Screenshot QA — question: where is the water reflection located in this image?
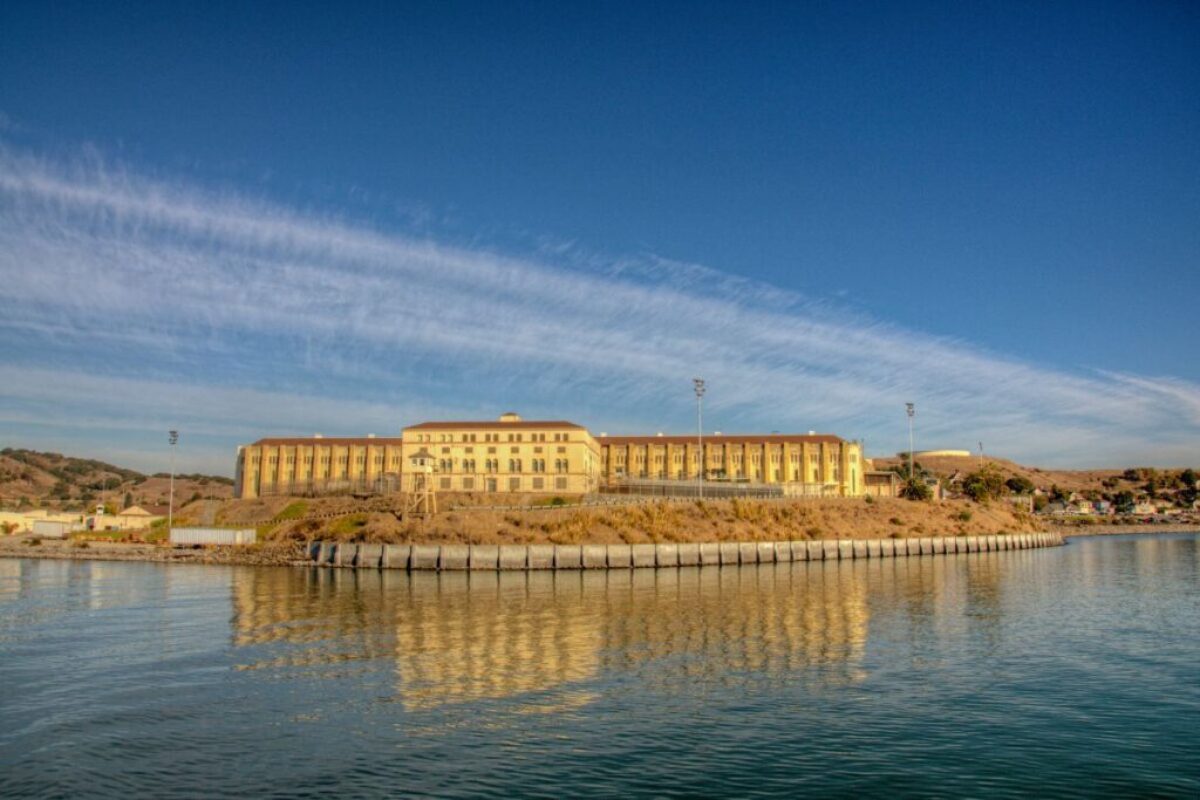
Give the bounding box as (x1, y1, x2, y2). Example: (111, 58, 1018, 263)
(230, 561, 882, 709)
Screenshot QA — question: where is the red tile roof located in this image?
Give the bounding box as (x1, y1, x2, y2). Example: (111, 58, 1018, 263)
(249, 437, 406, 447)
(403, 420, 586, 430)
(597, 433, 845, 446)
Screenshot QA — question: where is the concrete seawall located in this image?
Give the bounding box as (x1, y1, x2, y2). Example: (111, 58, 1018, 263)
(307, 532, 1065, 570)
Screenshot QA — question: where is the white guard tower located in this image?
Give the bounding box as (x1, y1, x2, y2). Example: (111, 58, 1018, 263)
(406, 447, 438, 517)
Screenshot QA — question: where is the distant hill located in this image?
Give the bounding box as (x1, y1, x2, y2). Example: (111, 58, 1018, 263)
(871, 453, 1196, 506)
(0, 448, 233, 511)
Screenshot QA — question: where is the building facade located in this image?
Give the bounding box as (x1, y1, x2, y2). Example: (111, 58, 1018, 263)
(234, 413, 862, 499)
(401, 413, 600, 495)
(235, 413, 600, 499)
(597, 434, 864, 497)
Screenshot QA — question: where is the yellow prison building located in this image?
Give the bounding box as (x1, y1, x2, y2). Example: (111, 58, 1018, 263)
(234, 413, 863, 499)
(598, 434, 863, 497)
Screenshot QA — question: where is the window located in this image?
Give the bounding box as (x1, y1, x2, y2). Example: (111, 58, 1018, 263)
(462, 477, 475, 490)
(557, 446, 566, 453)
(488, 446, 496, 454)
(441, 447, 450, 454)
(463, 459, 476, 472)
(465, 446, 474, 453)
(511, 446, 519, 453)
(534, 446, 543, 453)
(555, 476, 568, 490)
(508, 459, 522, 473)
(532, 477, 544, 490)
(439, 477, 451, 490)
(508, 477, 521, 491)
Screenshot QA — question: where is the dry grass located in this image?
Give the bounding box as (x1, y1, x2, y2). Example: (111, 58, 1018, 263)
(248, 494, 1042, 545)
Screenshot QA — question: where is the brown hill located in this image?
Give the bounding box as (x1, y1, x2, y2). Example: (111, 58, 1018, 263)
(0, 448, 233, 511)
(870, 454, 1187, 497)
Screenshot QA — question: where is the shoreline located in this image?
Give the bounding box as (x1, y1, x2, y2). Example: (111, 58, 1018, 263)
(1052, 523, 1200, 537)
(4, 525, 1191, 568)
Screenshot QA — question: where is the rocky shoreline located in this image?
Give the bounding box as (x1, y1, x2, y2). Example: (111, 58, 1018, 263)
(4, 524, 1194, 568)
(0, 537, 306, 566)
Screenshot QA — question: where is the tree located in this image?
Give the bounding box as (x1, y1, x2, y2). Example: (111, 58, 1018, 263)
(1181, 468, 1197, 489)
(962, 464, 1007, 502)
(900, 477, 931, 501)
(123, 492, 133, 509)
(1005, 476, 1035, 495)
(1113, 490, 1135, 511)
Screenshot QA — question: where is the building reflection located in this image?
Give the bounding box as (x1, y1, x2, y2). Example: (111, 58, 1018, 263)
(230, 561, 873, 709)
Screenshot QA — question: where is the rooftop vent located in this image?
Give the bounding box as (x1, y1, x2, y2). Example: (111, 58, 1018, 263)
(808, 430, 816, 435)
(656, 432, 664, 437)
(499, 412, 522, 423)
(367, 433, 376, 438)
(314, 433, 323, 439)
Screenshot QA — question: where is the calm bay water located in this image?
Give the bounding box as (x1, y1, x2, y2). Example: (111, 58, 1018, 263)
(1, 534, 1198, 798)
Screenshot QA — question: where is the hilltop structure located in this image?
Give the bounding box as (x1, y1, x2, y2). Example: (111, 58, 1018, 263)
(234, 412, 865, 499)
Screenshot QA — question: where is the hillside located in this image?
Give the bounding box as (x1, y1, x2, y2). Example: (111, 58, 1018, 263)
(163, 493, 1042, 545)
(871, 454, 1196, 506)
(0, 448, 233, 511)
(872, 454, 1125, 491)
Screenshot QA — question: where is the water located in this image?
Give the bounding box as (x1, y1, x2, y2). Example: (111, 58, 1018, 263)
(1, 534, 1198, 798)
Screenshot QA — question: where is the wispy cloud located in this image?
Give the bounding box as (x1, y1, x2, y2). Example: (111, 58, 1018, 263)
(1, 146, 1198, 472)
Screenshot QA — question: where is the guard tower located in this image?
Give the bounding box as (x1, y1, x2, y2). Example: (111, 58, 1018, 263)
(406, 447, 438, 516)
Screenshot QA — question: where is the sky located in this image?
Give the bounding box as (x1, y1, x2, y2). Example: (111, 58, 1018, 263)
(1, 1, 1198, 475)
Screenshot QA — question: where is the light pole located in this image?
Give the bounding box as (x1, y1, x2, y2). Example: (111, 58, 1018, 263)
(905, 403, 915, 482)
(168, 430, 178, 541)
(693, 378, 706, 499)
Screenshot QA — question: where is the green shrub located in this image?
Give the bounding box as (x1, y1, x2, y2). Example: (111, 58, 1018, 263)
(275, 501, 309, 521)
(957, 510, 973, 522)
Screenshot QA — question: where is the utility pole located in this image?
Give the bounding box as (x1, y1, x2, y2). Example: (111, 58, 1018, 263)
(693, 378, 706, 499)
(979, 441, 984, 469)
(905, 403, 915, 482)
(168, 430, 178, 542)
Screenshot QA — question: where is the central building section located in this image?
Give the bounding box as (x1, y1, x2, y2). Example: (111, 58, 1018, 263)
(400, 413, 601, 495)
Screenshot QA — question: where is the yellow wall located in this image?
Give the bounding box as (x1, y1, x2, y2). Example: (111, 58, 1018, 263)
(235, 420, 862, 498)
(598, 436, 864, 496)
(400, 418, 600, 495)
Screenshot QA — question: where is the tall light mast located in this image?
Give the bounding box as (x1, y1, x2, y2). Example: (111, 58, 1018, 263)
(693, 378, 706, 499)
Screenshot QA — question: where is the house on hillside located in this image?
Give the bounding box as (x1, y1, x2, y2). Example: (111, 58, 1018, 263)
(86, 504, 165, 532)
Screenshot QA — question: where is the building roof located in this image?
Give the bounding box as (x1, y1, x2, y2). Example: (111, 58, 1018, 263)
(403, 420, 587, 431)
(250, 437, 406, 447)
(118, 505, 153, 516)
(597, 433, 845, 446)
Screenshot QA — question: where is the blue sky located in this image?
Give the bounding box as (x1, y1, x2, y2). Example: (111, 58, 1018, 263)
(1, 1, 1198, 474)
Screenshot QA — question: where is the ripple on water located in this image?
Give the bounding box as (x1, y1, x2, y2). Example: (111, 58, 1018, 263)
(0, 536, 1198, 797)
